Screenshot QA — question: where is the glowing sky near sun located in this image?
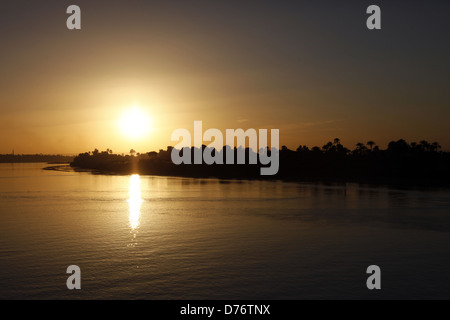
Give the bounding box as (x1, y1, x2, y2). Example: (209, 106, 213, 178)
(0, 1, 449, 154)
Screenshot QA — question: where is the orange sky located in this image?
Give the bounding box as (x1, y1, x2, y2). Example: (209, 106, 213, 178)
(1, 1, 449, 154)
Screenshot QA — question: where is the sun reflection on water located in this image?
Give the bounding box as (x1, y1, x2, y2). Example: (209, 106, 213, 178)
(128, 174, 143, 231)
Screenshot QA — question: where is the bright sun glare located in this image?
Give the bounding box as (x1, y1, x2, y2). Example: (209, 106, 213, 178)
(119, 106, 151, 139)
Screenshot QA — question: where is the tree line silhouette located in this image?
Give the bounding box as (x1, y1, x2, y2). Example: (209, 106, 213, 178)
(0, 154, 74, 163)
(70, 139, 450, 185)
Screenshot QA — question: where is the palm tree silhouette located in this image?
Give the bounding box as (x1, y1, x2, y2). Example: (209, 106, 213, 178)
(356, 142, 365, 150)
(431, 142, 441, 152)
(322, 141, 333, 152)
(420, 140, 430, 152)
(355, 143, 368, 155)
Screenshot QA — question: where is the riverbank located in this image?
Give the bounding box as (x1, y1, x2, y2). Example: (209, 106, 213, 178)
(44, 163, 450, 190)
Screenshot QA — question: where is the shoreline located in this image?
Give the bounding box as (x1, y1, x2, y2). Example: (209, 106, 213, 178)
(44, 164, 450, 190)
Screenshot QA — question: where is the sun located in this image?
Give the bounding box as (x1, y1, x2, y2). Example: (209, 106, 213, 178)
(119, 106, 152, 139)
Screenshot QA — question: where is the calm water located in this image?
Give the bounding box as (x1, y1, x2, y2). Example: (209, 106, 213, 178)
(1, 163, 450, 299)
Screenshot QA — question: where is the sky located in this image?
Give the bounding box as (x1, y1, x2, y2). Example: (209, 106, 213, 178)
(0, 0, 449, 154)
